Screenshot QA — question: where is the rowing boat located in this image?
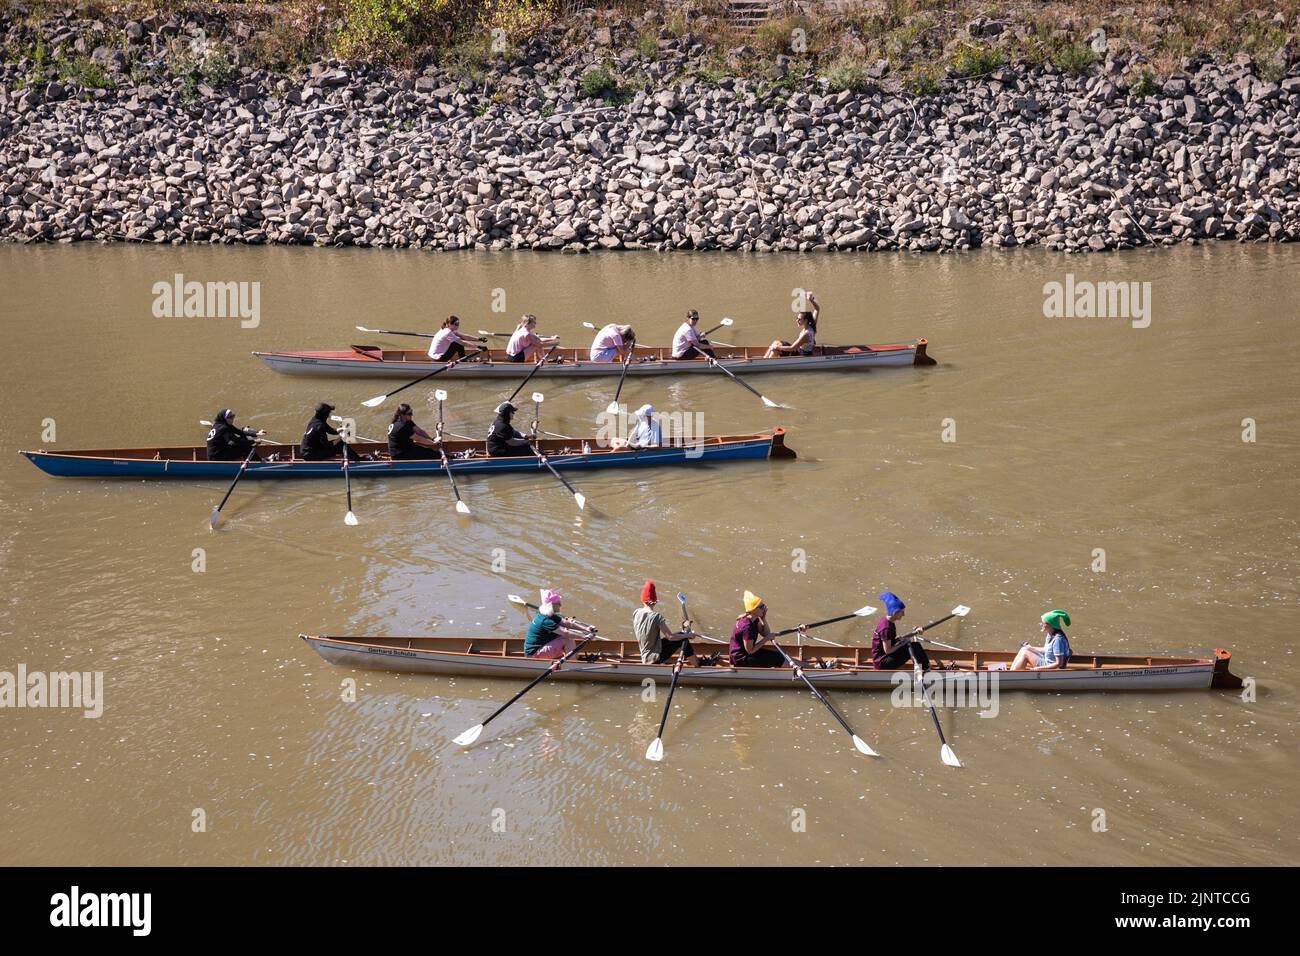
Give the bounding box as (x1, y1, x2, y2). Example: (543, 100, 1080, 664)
(252, 339, 936, 378)
(20, 429, 795, 479)
(300, 634, 1242, 692)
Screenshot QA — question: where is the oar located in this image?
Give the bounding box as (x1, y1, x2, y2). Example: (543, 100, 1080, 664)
(705, 355, 785, 409)
(909, 644, 962, 767)
(355, 325, 434, 338)
(529, 391, 586, 510)
(199, 420, 282, 444)
(477, 329, 516, 338)
(605, 339, 635, 414)
(361, 355, 467, 408)
(505, 594, 601, 635)
(906, 605, 972, 651)
(434, 388, 471, 515)
(453, 625, 600, 746)
(774, 604, 876, 637)
(771, 641, 878, 757)
(645, 590, 695, 763)
(208, 442, 261, 531)
(342, 453, 358, 526)
(504, 344, 559, 404)
(701, 317, 734, 337)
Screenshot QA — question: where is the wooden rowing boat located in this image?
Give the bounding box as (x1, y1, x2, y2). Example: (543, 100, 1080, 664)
(300, 634, 1242, 692)
(252, 339, 936, 378)
(20, 429, 795, 479)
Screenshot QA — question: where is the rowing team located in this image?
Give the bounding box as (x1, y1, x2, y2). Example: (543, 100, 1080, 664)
(525, 585, 1075, 672)
(421, 294, 822, 363)
(204, 399, 667, 463)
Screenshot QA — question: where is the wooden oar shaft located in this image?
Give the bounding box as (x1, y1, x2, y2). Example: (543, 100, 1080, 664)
(362, 327, 434, 338)
(384, 356, 462, 401)
(479, 631, 599, 728)
(773, 642, 858, 739)
(506, 344, 559, 403)
(529, 444, 580, 496)
(609, 340, 635, 408)
(909, 644, 953, 747)
(213, 443, 259, 513)
(653, 657, 686, 742)
(775, 610, 861, 637)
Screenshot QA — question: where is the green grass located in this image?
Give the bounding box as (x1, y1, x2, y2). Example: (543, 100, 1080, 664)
(949, 42, 1003, 77)
(905, 64, 940, 95)
(54, 52, 117, 89)
(1052, 41, 1098, 76)
(580, 65, 617, 98)
(1128, 66, 1157, 97)
(823, 56, 871, 93)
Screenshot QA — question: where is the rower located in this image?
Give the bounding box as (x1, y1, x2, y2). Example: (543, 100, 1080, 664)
(633, 580, 698, 666)
(301, 402, 359, 461)
(1011, 610, 1073, 671)
(386, 402, 439, 460)
(730, 591, 786, 667)
(589, 323, 635, 363)
(206, 408, 265, 461)
(486, 401, 533, 457)
(626, 403, 662, 448)
(428, 315, 485, 362)
(671, 309, 718, 360)
(764, 293, 819, 358)
(524, 589, 588, 659)
(506, 313, 559, 363)
(870, 591, 932, 670)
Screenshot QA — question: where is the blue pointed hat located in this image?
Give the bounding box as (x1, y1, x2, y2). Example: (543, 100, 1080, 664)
(879, 591, 905, 615)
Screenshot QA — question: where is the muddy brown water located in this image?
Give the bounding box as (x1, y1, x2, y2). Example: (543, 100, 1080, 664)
(0, 243, 1296, 865)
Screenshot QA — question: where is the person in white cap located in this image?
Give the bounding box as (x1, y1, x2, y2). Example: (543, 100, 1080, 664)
(616, 404, 662, 449)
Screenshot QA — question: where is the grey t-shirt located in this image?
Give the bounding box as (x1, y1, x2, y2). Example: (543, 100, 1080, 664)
(632, 607, 668, 663)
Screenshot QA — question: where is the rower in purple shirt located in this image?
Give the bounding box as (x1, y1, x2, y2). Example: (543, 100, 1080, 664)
(870, 591, 932, 670)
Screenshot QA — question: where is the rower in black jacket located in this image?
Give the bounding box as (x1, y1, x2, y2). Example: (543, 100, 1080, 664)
(301, 402, 359, 461)
(486, 401, 533, 457)
(207, 409, 264, 461)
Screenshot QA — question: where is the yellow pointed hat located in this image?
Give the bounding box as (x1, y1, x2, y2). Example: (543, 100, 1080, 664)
(743, 590, 763, 612)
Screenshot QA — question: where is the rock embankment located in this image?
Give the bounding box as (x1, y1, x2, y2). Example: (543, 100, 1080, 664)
(3, 14, 1299, 251)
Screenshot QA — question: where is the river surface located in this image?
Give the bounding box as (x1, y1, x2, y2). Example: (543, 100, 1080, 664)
(1, 243, 1297, 866)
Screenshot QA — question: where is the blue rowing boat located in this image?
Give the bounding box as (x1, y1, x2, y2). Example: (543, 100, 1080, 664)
(20, 430, 795, 479)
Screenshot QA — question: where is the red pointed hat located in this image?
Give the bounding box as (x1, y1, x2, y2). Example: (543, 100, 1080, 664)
(641, 580, 657, 603)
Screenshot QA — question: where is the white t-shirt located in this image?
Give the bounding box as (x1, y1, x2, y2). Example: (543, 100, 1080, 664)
(671, 322, 701, 358)
(591, 324, 622, 351)
(628, 417, 662, 447)
(428, 327, 457, 358)
(507, 327, 537, 357)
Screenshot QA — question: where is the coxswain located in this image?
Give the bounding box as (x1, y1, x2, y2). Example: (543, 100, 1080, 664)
(870, 591, 932, 670)
(206, 409, 265, 461)
(505, 314, 559, 363)
(671, 310, 718, 360)
(1010, 610, 1073, 670)
(588, 323, 635, 363)
(730, 591, 786, 667)
(386, 403, 440, 460)
(632, 580, 698, 666)
(617, 403, 662, 448)
(428, 315, 485, 362)
(764, 293, 819, 358)
(486, 401, 533, 457)
(301, 402, 359, 461)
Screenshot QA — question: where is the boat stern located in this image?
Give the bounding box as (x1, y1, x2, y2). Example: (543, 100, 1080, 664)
(913, 338, 937, 366)
(770, 428, 797, 459)
(1211, 648, 1243, 689)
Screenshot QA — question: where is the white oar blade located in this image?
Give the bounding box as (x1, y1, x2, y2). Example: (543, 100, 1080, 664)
(478, 330, 491, 336)
(582, 321, 596, 329)
(761, 396, 780, 408)
(345, 511, 358, 526)
(605, 401, 618, 414)
(721, 317, 734, 326)
(455, 500, 471, 515)
(453, 724, 483, 747)
(645, 738, 664, 762)
(208, 509, 220, 531)
(952, 605, 972, 617)
(574, 492, 587, 511)
(851, 734, 879, 757)
(355, 326, 371, 333)
(941, 744, 963, 768)
(361, 394, 386, 408)
(853, 605, 878, 617)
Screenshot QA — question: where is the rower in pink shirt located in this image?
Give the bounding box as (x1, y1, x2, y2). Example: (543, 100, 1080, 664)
(505, 314, 559, 363)
(589, 323, 635, 362)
